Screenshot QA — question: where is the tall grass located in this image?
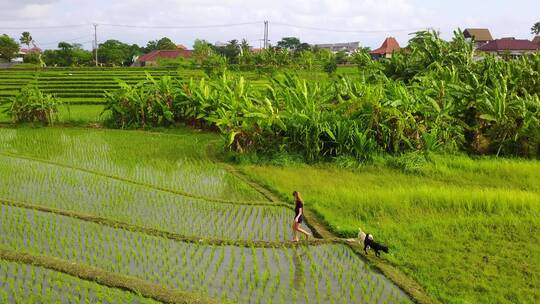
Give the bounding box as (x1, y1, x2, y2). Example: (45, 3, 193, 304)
(241, 154, 540, 303)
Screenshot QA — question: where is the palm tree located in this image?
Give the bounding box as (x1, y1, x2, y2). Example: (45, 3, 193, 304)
(20, 32, 33, 48)
(240, 39, 250, 55)
(531, 22, 540, 35)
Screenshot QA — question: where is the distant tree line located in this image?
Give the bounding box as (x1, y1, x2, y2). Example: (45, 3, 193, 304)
(0, 31, 372, 69)
(42, 37, 178, 67)
(3, 20, 537, 67)
(0, 32, 180, 66)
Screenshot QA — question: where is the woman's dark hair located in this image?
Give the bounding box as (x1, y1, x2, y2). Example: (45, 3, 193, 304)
(292, 191, 303, 204)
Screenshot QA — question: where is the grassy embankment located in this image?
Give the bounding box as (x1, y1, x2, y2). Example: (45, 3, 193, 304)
(240, 155, 540, 304)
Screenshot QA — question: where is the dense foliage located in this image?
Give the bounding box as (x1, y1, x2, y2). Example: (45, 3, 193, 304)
(106, 31, 540, 159)
(0, 34, 19, 61)
(1, 85, 62, 124)
(103, 73, 176, 128)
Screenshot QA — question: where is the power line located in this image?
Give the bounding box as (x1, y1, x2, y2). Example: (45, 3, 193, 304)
(36, 35, 94, 47)
(271, 22, 428, 33)
(96, 21, 263, 29)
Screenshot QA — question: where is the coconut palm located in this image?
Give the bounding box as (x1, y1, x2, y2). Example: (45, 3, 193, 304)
(19, 32, 33, 48)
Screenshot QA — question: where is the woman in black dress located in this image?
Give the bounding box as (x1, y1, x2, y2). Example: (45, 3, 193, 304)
(292, 191, 312, 242)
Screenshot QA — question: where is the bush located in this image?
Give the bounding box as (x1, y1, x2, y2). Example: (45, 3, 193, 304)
(23, 53, 41, 64)
(1, 85, 62, 124)
(386, 151, 428, 173)
(201, 54, 228, 77)
(102, 73, 176, 128)
(102, 30, 540, 160)
(323, 58, 337, 74)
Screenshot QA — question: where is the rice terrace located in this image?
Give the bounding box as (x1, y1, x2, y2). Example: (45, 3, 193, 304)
(1, 2, 540, 304)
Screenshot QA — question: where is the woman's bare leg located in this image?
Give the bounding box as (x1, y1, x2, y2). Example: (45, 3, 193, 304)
(297, 226, 312, 238)
(292, 222, 299, 241)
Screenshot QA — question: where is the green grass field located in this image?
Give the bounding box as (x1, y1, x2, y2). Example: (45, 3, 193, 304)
(240, 155, 540, 303)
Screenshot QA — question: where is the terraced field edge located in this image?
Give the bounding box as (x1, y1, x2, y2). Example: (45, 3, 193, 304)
(0, 247, 219, 304)
(0, 152, 291, 208)
(0, 198, 338, 248)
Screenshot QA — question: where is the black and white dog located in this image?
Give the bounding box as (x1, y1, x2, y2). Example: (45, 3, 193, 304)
(363, 233, 389, 257)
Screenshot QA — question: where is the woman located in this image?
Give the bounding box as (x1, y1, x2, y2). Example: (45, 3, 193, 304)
(292, 191, 313, 242)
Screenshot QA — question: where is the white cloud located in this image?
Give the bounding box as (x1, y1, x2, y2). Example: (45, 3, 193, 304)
(17, 3, 53, 19)
(0, 0, 538, 50)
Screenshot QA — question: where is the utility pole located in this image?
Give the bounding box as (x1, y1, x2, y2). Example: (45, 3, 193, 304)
(93, 23, 98, 67)
(263, 21, 269, 49)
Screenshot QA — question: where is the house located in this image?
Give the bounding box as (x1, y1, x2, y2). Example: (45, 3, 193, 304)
(314, 42, 361, 54)
(19, 47, 42, 55)
(12, 47, 42, 63)
(477, 38, 540, 58)
(134, 49, 193, 67)
(250, 47, 264, 54)
(370, 37, 401, 59)
(214, 41, 228, 48)
(533, 36, 540, 46)
(463, 28, 493, 48)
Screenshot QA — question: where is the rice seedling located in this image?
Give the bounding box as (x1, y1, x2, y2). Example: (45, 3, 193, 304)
(0, 259, 161, 303)
(0, 205, 410, 303)
(0, 132, 305, 241)
(0, 127, 264, 202)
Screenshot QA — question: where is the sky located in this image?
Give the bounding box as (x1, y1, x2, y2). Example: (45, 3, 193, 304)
(0, 0, 538, 50)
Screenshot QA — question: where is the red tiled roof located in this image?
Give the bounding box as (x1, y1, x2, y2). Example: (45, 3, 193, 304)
(20, 47, 42, 54)
(370, 37, 401, 55)
(478, 39, 540, 51)
(463, 28, 493, 42)
(137, 49, 192, 62)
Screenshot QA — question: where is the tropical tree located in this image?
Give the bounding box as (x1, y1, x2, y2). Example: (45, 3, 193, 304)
(23, 53, 41, 64)
(98, 40, 132, 66)
(57, 42, 74, 66)
(145, 37, 177, 52)
(156, 37, 176, 50)
(71, 44, 93, 66)
(277, 37, 301, 51)
(214, 40, 241, 64)
(193, 39, 213, 63)
(19, 32, 33, 48)
(103, 30, 540, 159)
(240, 39, 250, 55)
(1, 85, 62, 125)
(103, 73, 178, 128)
(0, 34, 19, 61)
(531, 22, 540, 35)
